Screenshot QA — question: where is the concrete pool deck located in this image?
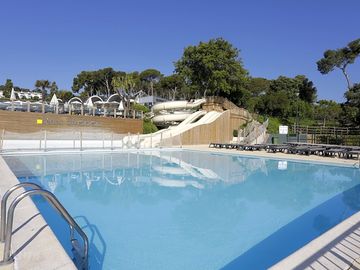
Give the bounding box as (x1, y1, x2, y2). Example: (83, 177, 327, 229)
(0, 156, 76, 270)
(183, 144, 360, 167)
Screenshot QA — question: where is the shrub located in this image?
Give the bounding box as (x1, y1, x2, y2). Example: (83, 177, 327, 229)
(132, 103, 150, 113)
(143, 119, 158, 134)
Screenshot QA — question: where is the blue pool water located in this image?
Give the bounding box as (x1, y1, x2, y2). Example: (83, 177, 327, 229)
(4, 150, 360, 270)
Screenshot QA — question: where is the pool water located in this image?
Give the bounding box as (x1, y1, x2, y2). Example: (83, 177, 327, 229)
(4, 150, 360, 270)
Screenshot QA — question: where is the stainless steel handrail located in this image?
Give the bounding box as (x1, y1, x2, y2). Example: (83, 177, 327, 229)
(0, 188, 89, 269)
(0, 182, 42, 242)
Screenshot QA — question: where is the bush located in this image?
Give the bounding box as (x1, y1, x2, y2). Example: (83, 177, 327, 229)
(143, 119, 158, 134)
(267, 117, 282, 134)
(132, 103, 150, 113)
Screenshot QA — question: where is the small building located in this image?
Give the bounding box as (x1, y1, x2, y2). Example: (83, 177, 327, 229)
(138, 95, 167, 108)
(0, 90, 4, 98)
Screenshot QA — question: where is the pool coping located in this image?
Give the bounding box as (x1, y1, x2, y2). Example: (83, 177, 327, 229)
(0, 156, 77, 270)
(269, 211, 360, 270)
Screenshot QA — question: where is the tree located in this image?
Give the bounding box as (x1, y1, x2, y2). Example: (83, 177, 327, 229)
(112, 73, 136, 93)
(112, 73, 138, 110)
(314, 100, 342, 126)
(57, 90, 73, 101)
(246, 77, 270, 97)
(317, 38, 360, 89)
(159, 74, 184, 100)
(175, 38, 248, 100)
(35, 80, 51, 102)
(72, 68, 124, 98)
(50, 81, 58, 96)
(3, 79, 13, 98)
(96, 67, 120, 98)
(269, 76, 301, 99)
(139, 69, 162, 97)
(297, 76, 317, 103)
(244, 77, 271, 112)
(342, 83, 360, 126)
(72, 71, 99, 97)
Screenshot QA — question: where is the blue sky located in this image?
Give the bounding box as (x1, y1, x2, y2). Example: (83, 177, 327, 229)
(0, 0, 359, 101)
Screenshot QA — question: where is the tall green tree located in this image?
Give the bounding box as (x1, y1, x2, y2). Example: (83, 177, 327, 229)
(3, 79, 13, 98)
(246, 77, 271, 97)
(50, 81, 58, 96)
(139, 69, 162, 97)
(175, 38, 248, 101)
(72, 71, 98, 96)
(297, 76, 317, 103)
(159, 74, 184, 100)
(317, 38, 360, 89)
(35, 80, 51, 102)
(343, 83, 360, 126)
(315, 100, 342, 126)
(72, 68, 125, 98)
(57, 90, 73, 101)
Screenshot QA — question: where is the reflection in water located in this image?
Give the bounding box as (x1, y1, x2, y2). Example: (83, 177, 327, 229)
(3, 150, 360, 270)
(7, 150, 270, 193)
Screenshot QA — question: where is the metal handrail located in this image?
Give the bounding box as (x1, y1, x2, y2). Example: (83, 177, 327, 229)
(0, 188, 89, 269)
(0, 182, 42, 242)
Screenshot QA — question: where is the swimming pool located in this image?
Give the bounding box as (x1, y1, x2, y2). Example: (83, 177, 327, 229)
(4, 150, 360, 269)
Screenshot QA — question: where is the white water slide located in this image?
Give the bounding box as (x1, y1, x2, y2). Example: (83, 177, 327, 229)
(152, 99, 206, 126)
(138, 109, 223, 148)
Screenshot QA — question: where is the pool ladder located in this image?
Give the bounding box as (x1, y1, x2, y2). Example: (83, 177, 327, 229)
(0, 182, 89, 270)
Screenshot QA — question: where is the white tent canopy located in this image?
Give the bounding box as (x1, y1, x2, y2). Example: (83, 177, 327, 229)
(10, 88, 16, 101)
(118, 100, 124, 110)
(50, 94, 59, 106)
(85, 97, 94, 108)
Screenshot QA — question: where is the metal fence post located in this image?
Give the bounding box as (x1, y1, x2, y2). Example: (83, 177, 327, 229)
(150, 132, 153, 148)
(0, 129, 5, 151)
(39, 131, 42, 150)
(160, 132, 163, 148)
(80, 131, 83, 151)
(102, 132, 105, 149)
(137, 132, 140, 149)
(128, 132, 131, 148)
(111, 132, 114, 150)
(44, 130, 47, 151)
(73, 131, 76, 149)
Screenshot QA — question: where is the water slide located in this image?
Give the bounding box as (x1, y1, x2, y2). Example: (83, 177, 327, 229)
(152, 99, 205, 113)
(139, 110, 223, 148)
(151, 99, 206, 126)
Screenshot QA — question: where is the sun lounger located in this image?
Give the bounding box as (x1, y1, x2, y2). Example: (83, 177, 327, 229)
(267, 144, 288, 153)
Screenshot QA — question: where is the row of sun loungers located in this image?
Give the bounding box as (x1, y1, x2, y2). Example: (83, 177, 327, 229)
(208, 142, 360, 160)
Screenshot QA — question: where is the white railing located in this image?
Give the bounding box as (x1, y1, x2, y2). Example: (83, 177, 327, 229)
(0, 129, 183, 152)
